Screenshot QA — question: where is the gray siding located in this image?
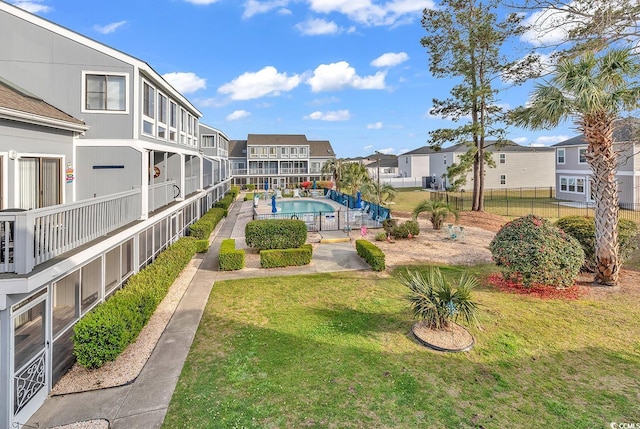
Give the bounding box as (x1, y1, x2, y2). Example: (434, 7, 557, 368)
(0, 10, 135, 139)
(75, 147, 142, 199)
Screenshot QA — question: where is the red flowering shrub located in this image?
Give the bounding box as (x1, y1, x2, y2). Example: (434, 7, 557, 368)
(487, 273, 586, 300)
(489, 214, 584, 289)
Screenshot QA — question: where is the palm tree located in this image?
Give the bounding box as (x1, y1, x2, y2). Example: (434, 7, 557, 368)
(512, 49, 640, 286)
(361, 182, 397, 205)
(413, 200, 459, 230)
(321, 158, 344, 192)
(341, 162, 371, 195)
(398, 267, 480, 330)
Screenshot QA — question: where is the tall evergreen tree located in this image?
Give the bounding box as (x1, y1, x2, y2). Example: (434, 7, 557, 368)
(421, 0, 536, 210)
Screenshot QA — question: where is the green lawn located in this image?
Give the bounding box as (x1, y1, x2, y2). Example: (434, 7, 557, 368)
(163, 265, 640, 428)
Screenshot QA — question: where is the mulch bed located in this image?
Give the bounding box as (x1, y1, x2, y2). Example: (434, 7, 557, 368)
(486, 273, 587, 300)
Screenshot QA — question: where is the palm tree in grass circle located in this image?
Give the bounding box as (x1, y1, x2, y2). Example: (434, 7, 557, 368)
(512, 49, 640, 286)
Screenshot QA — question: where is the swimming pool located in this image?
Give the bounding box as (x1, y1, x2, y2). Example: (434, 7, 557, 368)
(276, 200, 335, 215)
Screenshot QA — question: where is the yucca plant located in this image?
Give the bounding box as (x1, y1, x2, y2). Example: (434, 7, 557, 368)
(412, 200, 458, 230)
(398, 267, 480, 330)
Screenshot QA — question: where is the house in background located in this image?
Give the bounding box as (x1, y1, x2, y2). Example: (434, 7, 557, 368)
(229, 134, 335, 189)
(362, 153, 399, 180)
(427, 141, 555, 191)
(398, 146, 435, 180)
(552, 119, 640, 207)
(0, 3, 230, 427)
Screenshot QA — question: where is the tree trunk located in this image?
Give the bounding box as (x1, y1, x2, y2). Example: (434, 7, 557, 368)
(583, 116, 619, 286)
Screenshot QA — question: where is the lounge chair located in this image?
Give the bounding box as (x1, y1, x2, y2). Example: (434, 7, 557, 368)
(293, 188, 302, 198)
(275, 189, 283, 198)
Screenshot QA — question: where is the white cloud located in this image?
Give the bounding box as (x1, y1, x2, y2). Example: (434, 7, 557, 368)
(183, 0, 222, 4)
(308, 96, 341, 106)
(295, 18, 340, 36)
(363, 144, 374, 151)
(11, 1, 51, 13)
(94, 21, 127, 35)
(534, 135, 570, 145)
(520, 7, 582, 47)
(367, 122, 383, 129)
(370, 52, 409, 68)
(218, 66, 301, 100)
(377, 147, 395, 154)
(306, 61, 386, 92)
(226, 110, 251, 121)
(163, 72, 207, 94)
(243, 0, 290, 19)
(308, 0, 434, 27)
(304, 110, 351, 121)
(512, 137, 528, 145)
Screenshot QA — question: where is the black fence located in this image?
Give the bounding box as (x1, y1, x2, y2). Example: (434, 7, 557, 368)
(428, 188, 640, 223)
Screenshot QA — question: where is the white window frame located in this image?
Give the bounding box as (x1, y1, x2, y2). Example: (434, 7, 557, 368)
(557, 148, 565, 164)
(169, 101, 178, 142)
(269, 147, 277, 158)
(559, 175, 586, 194)
(578, 148, 588, 164)
(281, 147, 289, 158)
(249, 147, 258, 158)
(81, 71, 129, 114)
(499, 153, 506, 164)
(142, 80, 155, 136)
(157, 92, 167, 140)
(300, 147, 308, 158)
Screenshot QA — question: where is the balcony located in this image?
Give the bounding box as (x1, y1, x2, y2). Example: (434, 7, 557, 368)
(0, 189, 142, 274)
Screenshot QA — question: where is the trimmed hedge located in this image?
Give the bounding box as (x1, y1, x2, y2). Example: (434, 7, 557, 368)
(214, 191, 236, 212)
(555, 216, 639, 271)
(73, 237, 198, 369)
(356, 239, 385, 271)
(260, 244, 313, 268)
(245, 219, 307, 250)
(219, 239, 245, 270)
(189, 207, 226, 253)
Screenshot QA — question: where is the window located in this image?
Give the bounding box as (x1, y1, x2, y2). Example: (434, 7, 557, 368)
(158, 93, 167, 139)
(269, 147, 277, 158)
(142, 82, 155, 135)
(560, 177, 567, 191)
(249, 147, 258, 158)
(557, 148, 565, 164)
(169, 101, 177, 141)
(201, 135, 215, 147)
(260, 147, 268, 158)
(143, 82, 155, 118)
(443, 155, 447, 165)
(81, 258, 102, 314)
(19, 157, 61, 209)
(300, 147, 308, 157)
(499, 153, 506, 164)
(500, 174, 506, 185)
(560, 176, 586, 194)
(52, 272, 79, 337)
(291, 147, 298, 158)
(281, 147, 289, 158)
(84, 73, 126, 111)
(579, 148, 587, 163)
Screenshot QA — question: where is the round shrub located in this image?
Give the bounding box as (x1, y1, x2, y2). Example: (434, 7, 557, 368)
(375, 232, 387, 241)
(490, 214, 584, 289)
(555, 216, 639, 272)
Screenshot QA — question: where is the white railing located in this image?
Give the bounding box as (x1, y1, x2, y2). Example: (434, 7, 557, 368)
(149, 180, 178, 212)
(0, 189, 142, 274)
(185, 176, 199, 196)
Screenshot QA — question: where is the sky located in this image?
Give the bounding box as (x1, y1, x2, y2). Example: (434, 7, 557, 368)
(11, 0, 579, 158)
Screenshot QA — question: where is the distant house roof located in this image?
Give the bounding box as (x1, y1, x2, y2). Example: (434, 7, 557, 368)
(362, 153, 398, 169)
(436, 140, 554, 153)
(0, 77, 87, 131)
(400, 146, 437, 156)
(229, 135, 335, 158)
(552, 119, 640, 147)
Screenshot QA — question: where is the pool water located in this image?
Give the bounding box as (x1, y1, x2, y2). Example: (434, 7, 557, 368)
(276, 200, 335, 214)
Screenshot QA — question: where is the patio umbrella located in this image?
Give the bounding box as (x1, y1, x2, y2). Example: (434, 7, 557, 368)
(312, 180, 316, 189)
(264, 179, 269, 192)
(271, 195, 277, 213)
(356, 191, 362, 209)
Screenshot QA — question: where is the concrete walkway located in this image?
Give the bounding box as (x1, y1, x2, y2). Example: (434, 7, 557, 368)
(27, 199, 370, 429)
